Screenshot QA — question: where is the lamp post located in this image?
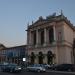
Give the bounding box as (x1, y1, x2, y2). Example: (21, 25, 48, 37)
(23, 58, 26, 68)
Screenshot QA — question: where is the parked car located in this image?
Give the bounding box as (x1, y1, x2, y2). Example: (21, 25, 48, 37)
(40, 64, 51, 69)
(49, 64, 58, 70)
(26, 64, 46, 72)
(50, 64, 75, 72)
(44, 64, 51, 69)
(1, 63, 22, 72)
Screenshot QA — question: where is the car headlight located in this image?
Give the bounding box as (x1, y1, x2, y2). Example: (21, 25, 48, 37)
(43, 68, 46, 71)
(15, 67, 21, 70)
(18, 68, 21, 69)
(40, 67, 43, 70)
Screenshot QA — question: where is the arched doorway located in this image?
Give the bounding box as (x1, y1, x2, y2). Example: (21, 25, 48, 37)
(30, 52, 36, 64)
(38, 51, 44, 64)
(47, 51, 54, 64)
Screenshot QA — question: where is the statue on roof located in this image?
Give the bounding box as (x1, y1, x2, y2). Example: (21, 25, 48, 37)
(60, 10, 65, 19)
(61, 10, 63, 16)
(27, 22, 29, 28)
(52, 12, 56, 17)
(39, 16, 43, 21)
(32, 21, 34, 24)
(46, 12, 56, 20)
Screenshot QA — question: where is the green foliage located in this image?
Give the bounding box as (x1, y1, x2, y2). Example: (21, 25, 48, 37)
(30, 52, 36, 64)
(38, 51, 44, 64)
(47, 51, 54, 64)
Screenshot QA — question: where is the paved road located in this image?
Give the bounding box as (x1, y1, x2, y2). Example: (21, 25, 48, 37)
(0, 70, 75, 75)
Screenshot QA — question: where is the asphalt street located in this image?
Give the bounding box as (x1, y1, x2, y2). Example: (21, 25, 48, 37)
(0, 70, 75, 75)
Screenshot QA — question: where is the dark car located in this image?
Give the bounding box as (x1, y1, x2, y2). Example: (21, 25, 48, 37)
(1, 63, 22, 72)
(51, 64, 75, 72)
(49, 64, 58, 70)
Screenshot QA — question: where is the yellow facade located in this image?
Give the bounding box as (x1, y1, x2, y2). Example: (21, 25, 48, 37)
(27, 14, 75, 64)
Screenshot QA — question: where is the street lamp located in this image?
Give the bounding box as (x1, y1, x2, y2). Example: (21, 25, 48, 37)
(23, 58, 26, 68)
(23, 58, 26, 62)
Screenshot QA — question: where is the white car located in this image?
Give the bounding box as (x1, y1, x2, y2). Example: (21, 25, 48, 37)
(41, 64, 51, 69)
(26, 64, 46, 72)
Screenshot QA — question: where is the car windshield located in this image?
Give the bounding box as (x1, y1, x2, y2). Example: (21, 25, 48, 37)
(28, 64, 41, 67)
(8, 63, 17, 66)
(34, 64, 45, 68)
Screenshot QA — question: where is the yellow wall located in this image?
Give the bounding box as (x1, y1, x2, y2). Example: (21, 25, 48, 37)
(73, 31, 75, 38)
(57, 46, 72, 64)
(63, 22, 73, 44)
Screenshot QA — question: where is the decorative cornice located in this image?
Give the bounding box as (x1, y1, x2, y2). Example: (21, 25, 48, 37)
(27, 14, 75, 31)
(28, 40, 73, 50)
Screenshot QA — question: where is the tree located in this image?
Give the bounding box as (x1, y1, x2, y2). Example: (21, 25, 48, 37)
(30, 52, 36, 64)
(47, 51, 54, 64)
(38, 51, 44, 64)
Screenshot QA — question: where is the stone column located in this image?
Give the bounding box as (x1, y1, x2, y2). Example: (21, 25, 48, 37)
(53, 25, 56, 41)
(44, 28, 47, 46)
(53, 25, 58, 64)
(29, 31, 32, 47)
(27, 31, 29, 45)
(46, 28, 49, 45)
(36, 29, 38, 45)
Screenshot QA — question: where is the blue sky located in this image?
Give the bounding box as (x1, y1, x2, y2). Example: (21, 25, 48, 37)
(0, 0, 75, 47)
